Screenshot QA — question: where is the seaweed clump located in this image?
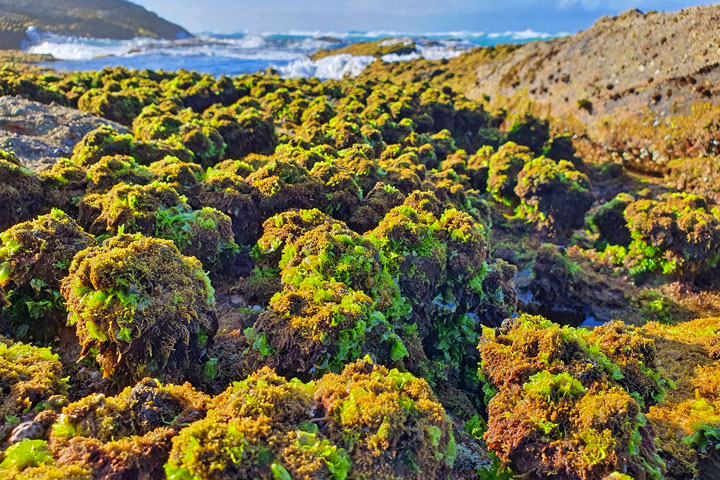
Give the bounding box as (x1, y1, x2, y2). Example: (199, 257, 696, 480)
(0, 209, 94, 341)
(641, 317, 720, 478)
(79, 182, 237, 271)
(514, 156, 594, 233)
(60, 234, 218, 385)
(366, 191, 516, 384)
(245, 210, 408, 379)
(48, 378, 208, 479)
(0, 339, 66, 443)
(165, 357, 455, 480)
(314, 357, 456, 479)
(605, 193, 720, 280)
(478, 315, 669, 479)
(0, 151, 45, 231)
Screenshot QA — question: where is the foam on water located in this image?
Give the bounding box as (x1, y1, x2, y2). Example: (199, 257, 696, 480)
(26, 28, 566, 79)
(278, 54, 376, 80)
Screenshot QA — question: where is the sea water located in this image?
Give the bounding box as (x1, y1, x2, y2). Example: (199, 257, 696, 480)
(24, 28, 565, 79)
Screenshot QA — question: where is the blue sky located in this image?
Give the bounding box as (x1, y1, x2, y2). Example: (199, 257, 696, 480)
(134, 1, 709, 34)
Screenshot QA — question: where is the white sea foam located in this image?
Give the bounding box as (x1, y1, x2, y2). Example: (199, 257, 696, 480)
(25, 28, 160, 60)
(25, 28, 565, 78)
(487, 29, 564, 40)
(278, 54, 376, 80)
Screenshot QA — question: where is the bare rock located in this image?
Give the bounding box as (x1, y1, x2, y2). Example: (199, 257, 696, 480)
(0, 95, 129, 171)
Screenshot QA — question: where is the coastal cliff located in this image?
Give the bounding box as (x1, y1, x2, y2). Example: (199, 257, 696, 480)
(0, 0, 191, 50)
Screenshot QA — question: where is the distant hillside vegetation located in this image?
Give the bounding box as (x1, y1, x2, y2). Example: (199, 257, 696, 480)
(0, 0, 191, 49)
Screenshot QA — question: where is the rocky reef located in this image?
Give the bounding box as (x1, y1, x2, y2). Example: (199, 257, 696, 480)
(1, 7, 720, 477)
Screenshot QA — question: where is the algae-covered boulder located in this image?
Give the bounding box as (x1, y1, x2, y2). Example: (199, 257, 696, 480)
(366, 192, 514, 383)
(514, 156, 594, 233)
(85, 154, 155, 193)
(245, 211, 408, 378)
(39, 158, 89, 215)
(203, 105, 276, 159)
(252, 208, 330, 270)
(248, 281, 380, 377)
(78, 181, 184, 235)
(154, 206, 238, 272)
(309, 161, 363, 222)
(0, 339, 66, 443)
(0, 209, 94, 341)
(620, 193, 720, 280)
(486, 141, 532, 205)
(0, 439, 91, 480)
(588, 192, 634, 248)
(314, 357, 456, 479)
(246, 159, 326, 217)
(277, 222, 397, 309)
(60, 234, 218, 385)
(49, 378, 208, 479)
(0, 151, 45, 231)
(165, 367, 348, 480)
(71, 126, 135, 168)
(133, 101, 226, 167)
(166, 358, 454, 480)
(478, 315, 668, 480)
(505, 113, 550, 154)
(347, 182, 406, 234)
(79, 182, 237, 271)
(197, 169, 262, 246)
(640, 317, 720, 478)
(77, 89, 148, 126)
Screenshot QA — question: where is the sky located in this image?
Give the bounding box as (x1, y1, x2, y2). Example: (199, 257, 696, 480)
(134, 0, 709, 34)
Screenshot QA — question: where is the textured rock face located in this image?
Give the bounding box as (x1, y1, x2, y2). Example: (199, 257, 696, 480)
(467, 6, 720, 119)
(0, 96, 128, 170)
(0, 0, 191, 49)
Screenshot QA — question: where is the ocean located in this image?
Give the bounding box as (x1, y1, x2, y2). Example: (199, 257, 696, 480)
(24, 28, 565, 79)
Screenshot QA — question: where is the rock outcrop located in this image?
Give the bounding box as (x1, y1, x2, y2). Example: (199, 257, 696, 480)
(0, 96, 128, 170)
(467, 6, 720, 119)
(0, 0, 191, 50)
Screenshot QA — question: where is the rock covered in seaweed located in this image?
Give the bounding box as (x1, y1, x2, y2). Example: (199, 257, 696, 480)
(60, 234, 218, 385)
(514, 156, 594, 233)
(603, 193, 720, 281)
(78, 182, 237, 271)
(165, 357, 455, 480)
(478, 315, 669, 480)
(0, 209, 94, 341)
(0, 151, 45, 231)
(0, 339, 66, 444)
(48, 378, 208, 479)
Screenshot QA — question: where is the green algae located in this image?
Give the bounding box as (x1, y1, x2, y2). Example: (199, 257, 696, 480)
(479, 315, 669, 479)
(61, 234, 218, 385)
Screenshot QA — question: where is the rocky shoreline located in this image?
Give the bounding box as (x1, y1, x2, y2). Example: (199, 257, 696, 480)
(0, 4, 720, 480)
